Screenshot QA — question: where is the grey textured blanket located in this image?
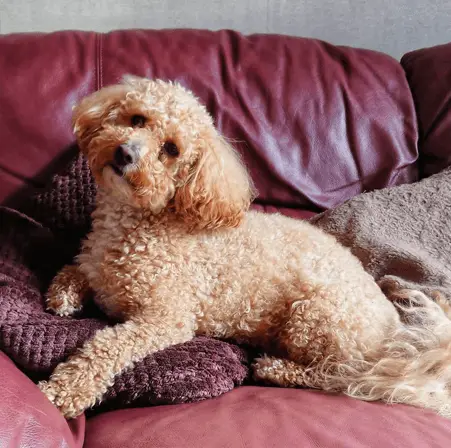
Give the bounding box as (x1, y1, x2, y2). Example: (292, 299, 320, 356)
(311, 168, 451, 301)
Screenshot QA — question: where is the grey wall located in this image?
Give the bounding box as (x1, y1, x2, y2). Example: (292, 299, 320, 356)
(1, 0, 450, 58)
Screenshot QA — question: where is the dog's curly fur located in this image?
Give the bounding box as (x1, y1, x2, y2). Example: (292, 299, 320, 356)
(40, 76, 451, 419)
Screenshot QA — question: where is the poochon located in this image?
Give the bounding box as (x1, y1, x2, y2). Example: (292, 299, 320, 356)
(40, 76, 451, 419)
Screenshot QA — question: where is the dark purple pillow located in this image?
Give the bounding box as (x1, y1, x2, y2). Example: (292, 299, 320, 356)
(0, 154, 249, 412)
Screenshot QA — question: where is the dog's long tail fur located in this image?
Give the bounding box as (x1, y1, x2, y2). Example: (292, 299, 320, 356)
(310, 290, 451, 417)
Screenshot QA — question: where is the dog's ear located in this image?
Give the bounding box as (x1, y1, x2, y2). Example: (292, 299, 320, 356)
(72, 84, 129, 153)
(175, 132, 256, 230)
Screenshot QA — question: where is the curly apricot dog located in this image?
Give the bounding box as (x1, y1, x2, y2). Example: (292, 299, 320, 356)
(40, 76, 451, 419)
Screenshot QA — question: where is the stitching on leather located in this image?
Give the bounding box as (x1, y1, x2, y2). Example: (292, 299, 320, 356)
(95, 34, 100, 91)
(95, 33, 104, 90)
(99, 33, 104, 89)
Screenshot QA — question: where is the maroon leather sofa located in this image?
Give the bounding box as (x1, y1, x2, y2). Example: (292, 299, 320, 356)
(1, 30, 451, 447)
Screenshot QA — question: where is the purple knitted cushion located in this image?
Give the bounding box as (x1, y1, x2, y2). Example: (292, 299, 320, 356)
(0, 154, 249, 412)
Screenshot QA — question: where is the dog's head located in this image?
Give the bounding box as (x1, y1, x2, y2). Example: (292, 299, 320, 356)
(73, 76, 255, 229)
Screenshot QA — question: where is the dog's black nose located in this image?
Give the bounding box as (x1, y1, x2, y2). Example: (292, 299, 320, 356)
(114, 144, 138, 169)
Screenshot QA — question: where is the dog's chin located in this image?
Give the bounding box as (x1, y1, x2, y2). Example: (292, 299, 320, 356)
(100, 166, 170, 214)
(102, 165, 133, 199)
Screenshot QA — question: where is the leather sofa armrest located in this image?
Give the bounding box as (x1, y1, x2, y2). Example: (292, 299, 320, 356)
(0, 352, 85, 447)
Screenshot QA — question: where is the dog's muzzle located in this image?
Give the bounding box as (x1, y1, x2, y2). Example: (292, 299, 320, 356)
(111, 142, 140, 175)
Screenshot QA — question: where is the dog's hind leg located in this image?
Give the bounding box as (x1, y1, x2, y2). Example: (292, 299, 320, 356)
(252, 356, 310, 387)
(256, 290, 451, 418)
(253, 355, 343, 390)
(252, 289, 383, 391)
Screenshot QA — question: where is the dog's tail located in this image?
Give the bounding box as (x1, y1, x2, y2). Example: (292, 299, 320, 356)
(313, 290, 451, 417)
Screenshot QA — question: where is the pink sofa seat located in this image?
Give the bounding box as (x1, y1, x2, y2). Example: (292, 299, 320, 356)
(85, 386, 451, 448)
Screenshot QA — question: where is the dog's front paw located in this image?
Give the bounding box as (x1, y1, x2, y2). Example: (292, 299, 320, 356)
(38, 377, 96, 419)
(46, 290, 84, 317)
(46, 282, 85, 317)
(46, 292, 85, 317)
(38, 358, 102, 419)
(46, 265, 89, 317)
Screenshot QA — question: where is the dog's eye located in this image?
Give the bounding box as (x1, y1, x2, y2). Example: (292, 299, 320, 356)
(131, 115, 146, 128)
(162, 141, 180, 157)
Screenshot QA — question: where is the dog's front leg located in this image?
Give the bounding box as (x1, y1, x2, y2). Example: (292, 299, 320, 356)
(38, 314, 194, 418)
(46, 264, 90, 316)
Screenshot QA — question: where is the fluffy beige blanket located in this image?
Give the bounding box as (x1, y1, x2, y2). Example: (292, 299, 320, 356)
(311, 168, 451, 302)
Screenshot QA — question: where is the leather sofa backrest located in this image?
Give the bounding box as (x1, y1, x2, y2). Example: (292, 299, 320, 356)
(0, 30, 419, 211)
